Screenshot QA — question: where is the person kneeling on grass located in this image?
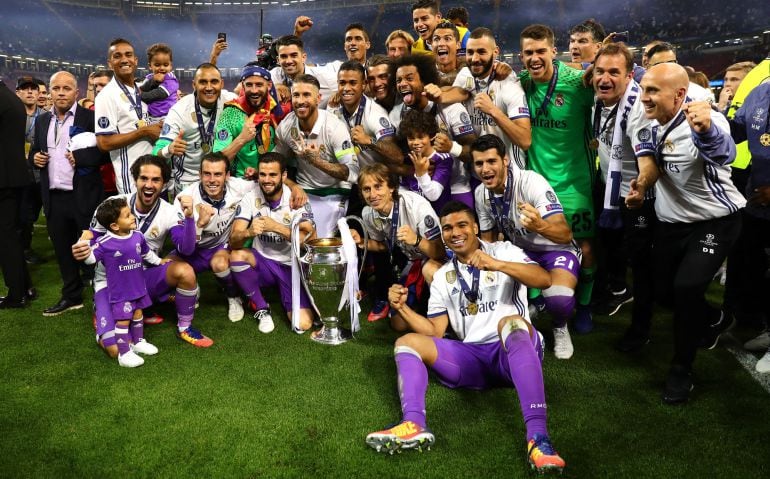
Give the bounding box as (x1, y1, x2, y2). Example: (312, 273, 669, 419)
(366, 200, 566, 475)
(85, 197, 169, 368)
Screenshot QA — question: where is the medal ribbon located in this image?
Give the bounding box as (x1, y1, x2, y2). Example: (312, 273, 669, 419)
(452, 256, 480, 304)
(341, 95, 366, 128)
(129, 193, 162, 235)
(474, 70, 496, 96)
(526, 60, 559, 117)
(653, 110, 687, 167)
(194, 95, 217, 149)
(116, 79, 143, 121)
(592, 101, 619, 142)
(487, 168, 514, 240)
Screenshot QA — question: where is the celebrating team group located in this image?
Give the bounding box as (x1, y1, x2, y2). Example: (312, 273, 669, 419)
(14, 0, 761, 474)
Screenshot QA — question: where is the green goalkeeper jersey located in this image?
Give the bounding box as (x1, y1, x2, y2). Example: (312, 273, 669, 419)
(212, 105, 275, 178)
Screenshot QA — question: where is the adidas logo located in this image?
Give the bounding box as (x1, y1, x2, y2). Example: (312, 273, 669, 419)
(117, 338, 125, 344)
(113, 251, 122, 257)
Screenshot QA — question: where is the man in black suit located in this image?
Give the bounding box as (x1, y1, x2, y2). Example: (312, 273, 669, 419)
(30, 71, 107, 316)
(0, 79, 33, 309)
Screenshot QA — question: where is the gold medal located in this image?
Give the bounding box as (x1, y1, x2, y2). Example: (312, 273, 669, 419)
(589, 138, 599, 150)
(136, 119, 146, 128)
(257, 145, 267, 154)
(467, 302, 478, 315)
(760, 133, 770, 147)
(202, 143, 211, 154)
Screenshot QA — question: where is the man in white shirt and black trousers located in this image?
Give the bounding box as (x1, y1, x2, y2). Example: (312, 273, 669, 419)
(639, 63, 745, 404)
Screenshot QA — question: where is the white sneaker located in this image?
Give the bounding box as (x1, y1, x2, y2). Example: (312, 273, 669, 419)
(756, 349, 770, 373)
(553, 326, 574, 359)
(118, 350, 145, 368)
(255, 309, 275, 333)
(744, 330, 770, 352)
(228, 297, 244, 322)
(131, 338, 159, 356)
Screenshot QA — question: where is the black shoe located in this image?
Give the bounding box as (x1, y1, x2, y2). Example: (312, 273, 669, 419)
(662, 365, 694, 405)
(42, 298, 84, 316)
(26, 287, 38, 301)
(699, 311, 735, 350)
(615, 329, 650, 353)
(24, 249, 45, 265)
(594, 288, 634, 316)
(0, 296, 26, 309)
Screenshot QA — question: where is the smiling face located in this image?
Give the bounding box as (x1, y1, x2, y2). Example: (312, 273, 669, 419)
(338, 69, 365, 112)
(412, 7, 440, 42)
(432, 27, 459, 68)
(367, 64, 391, 102)
(592, 53, 632, 106)
(193, 67, 223, 109)
(520, 37, 556, 82)
(407, 132, 433, 156)
(396, 65, 424, 107)
(466, 36, 498, 79)
(200, 159, 229, 200)
(258, 161, 285, 200)
(359, 173, 394, 215)
(112, 206, 137, 234)
(241, 75, 270, 110)
(149, 52, 172, 76)
(291, 81, 320, 122)
(441, 210, 480, 258)
(344, 28, 370, 63)
(108, 42, 138, 83)
(134, 164, 164, 211)
(472, 148, 509, 194)
(640, 64, 687, 124)
(277, 44, 307, 78)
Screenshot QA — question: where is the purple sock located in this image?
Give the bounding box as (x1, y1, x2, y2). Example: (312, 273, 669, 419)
(395, 348, 428, 428)
(115, 323, 131, 355)
(543, 288, 575, 328)
(131, 316, 144, 343)
(230, 261, 268, 310)
(175, 287, 198, 331)
(504, 330, 548, 440)
(214, 268, 240, 298)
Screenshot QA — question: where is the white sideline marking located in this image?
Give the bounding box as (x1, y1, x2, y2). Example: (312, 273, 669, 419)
(723, 334, 770, 395)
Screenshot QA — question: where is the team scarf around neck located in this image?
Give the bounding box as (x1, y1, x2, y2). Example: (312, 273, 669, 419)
(598, 79, 639, 230)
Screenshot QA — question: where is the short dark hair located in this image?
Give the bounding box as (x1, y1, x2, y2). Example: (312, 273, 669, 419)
(195, 62, 220, 75)
(91, 69, 113, 80)
(391, 54, 440, 91)
(646, 42, 676, 59)
(368, 54, 393, 70)
(130, 154, 171, 183)
(594, 43, 634, 74)
(400, 109, 439, 139)
(201, 151, 230, 173)
(108, 37, 134, 56)
(258, 151, 287, 173)
(293, 73, 321, 91)
(95, 196, 128, 231)
(146, 43, 173, 63)
(569, 19, 606, 43)
(275, 35, 304, 52)
(469, 27, 495, 42)
(470, 134, 506, 158)
(433, 21, 460, 42)
(358, 163, 400, 202)
(339, 60, 366, 80)
(520, 24, 555, 47)
(411, 0, 438, 14)
(439, 200, 475, 221)
(446, 7, 469, 26)
(345, 22, 369, 42)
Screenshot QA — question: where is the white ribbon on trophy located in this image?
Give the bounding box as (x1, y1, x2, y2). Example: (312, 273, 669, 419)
(336, 218, 361, 334)
(290, 216, 304, 334)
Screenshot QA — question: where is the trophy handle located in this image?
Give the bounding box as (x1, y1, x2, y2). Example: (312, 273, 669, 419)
(291, 217, 316, 287)
(344, 215, 368, 278)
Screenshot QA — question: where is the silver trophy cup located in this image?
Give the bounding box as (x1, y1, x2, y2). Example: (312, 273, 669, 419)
(292, 217, 367, 345)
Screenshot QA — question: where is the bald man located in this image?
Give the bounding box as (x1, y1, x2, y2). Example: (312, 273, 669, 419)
(30, 71, 108, 315)
(639, 63, 744, 404)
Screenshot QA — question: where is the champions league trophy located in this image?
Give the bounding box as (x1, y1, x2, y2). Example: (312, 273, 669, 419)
(291, 216, 368, 345)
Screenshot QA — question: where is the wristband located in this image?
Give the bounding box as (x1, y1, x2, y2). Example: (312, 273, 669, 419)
(161, 145, 170, 159)
(450, 141, 463, 158)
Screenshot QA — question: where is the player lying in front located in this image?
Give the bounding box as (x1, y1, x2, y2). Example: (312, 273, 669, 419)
(365, 200, 566, 474)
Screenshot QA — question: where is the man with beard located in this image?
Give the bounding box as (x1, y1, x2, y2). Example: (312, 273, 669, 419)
(173, 152, 256, 321)
(154, 63, 237, 194)
(274, 74, 359, 238)
(269, 35, 339, 109)
(73, 155, 212, 355)
(590, 44, 658, 351)
(518, 24, 596, 347)
(367, 55, 398, 113)
(229, 152, 315, 333)
(426, 27, 531, 170)
(410, 0, 469, 59)
(213, 64, 286, 179)
(389, 54, 477, 207)
(96, 38, 163, 194)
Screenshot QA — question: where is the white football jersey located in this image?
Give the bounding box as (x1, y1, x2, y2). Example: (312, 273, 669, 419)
(428, 240, 535, 344)
(274, 109, 359, 194)
(95, 77, 154, 194)
(159, 90, 238, 188)
(453, 68, 530, 169)
(175, 177, 256, 248)
(330, 96, 396, 169)
(270, 63, 340, 109)
(475, 168, 577, 253)
(234, 184, 313, 265)
(362, 190, 441, 261)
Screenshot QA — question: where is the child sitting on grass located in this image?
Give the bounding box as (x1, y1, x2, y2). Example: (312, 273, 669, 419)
(85, 197, 168, 368)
